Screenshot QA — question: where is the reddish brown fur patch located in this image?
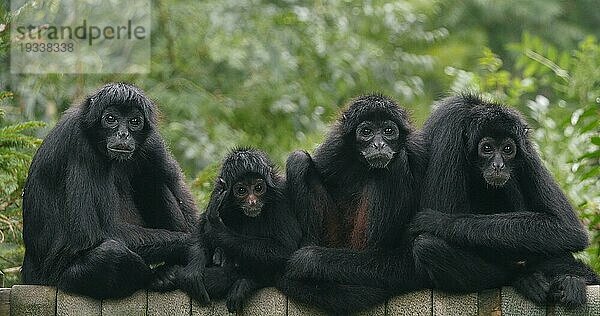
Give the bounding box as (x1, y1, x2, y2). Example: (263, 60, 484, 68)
(349, 191, 369, 250)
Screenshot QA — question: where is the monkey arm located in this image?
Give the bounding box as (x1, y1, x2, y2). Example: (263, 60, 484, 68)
(159, 144, 201, 228)
(176, 239, 211, 304)
(164, 172, 201, 229)
(446, 130, 589, 255)
(65, 157, 193, 264)
(111, 224, 193, 263)
(134, 140, 200, 232)
(284, 245, 420, 290)
(208, 228, 295, 267)
(412, 209, 589, 255)
(286, 150, 336, 246)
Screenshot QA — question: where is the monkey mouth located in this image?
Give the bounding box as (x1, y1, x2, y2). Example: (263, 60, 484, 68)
(483, 173, 510, 187)
(364, 152, 394, 169)
(106, 144, 135, 161)
(107, 144, 135, 154)
(242, 207, 262, 218)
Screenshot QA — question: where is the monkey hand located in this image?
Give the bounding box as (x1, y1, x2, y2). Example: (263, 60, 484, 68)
(149, 264, 181, 293)
(214, 177, 227, 194)
(206, 184, 227, 227)
(549, 274, 587, 308)
(206, 214, 226, 230)
(409, 209, 449, 237)
(207, 213, 227, 233)
(512, 272, 550, 306)
(212, 247, 227, 267)
(204, 212, 232, 248)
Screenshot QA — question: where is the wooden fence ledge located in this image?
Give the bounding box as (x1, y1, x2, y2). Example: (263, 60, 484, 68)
(0, 285, 598, 315)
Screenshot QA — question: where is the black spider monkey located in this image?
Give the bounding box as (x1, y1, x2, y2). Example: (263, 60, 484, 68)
(280, 94, 426, 314)
(22, 83, 199, 299)
(411, 93, 599, 307)
(178, 148, 302, 313)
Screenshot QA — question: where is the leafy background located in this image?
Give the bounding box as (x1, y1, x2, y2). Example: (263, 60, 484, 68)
(0, 0, 598, 287)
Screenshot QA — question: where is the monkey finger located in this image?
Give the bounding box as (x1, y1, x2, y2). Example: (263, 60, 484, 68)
(218, 177, 226, 188)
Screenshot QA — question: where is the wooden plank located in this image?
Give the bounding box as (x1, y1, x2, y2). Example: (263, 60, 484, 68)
(386, 290, 432, 316)
(553, 285, 600, 316)
(433, 290, 477, 316)
(56, 289, 101, 316)
(286, 298, 327, 316)
(101, 290, 147, 316)
(10, 285, 56, 316)
(500, 286, 545, 316)
(190, 298, 211, 316)
(239, 288, 285, 316)
(147, 290, 190, 316)
(6, 285, 599, 316)
(0, 288, 10, 316)
(477, 288, 501, 316)
(191, 298, 232, 316)
(355, 301, 385, 316)
(210, 301, 230, 316)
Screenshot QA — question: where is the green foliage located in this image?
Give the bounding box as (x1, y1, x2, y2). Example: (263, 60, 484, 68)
(148, 0, 445, 177)
(435, 0, 600, 65)
(447, 35, 600, 271)
(0, 91, 44, 286)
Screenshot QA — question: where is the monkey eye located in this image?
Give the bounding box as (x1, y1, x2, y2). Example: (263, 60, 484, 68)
(129, 117, 141, 127)
(360, 128, 372, 137)
(104, 115, 117, 125)
(235, 186, 247, 196)
(503, 145, 513, 154)
(482, 144, 493, 154)
(255, 183, 265, 194)
(383, 127, 394, 136)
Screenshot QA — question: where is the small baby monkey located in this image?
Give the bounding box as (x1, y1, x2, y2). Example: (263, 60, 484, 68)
(180, 148, 302, 312)
(211, 174, 266, 266)
(211, 174, 266, 267)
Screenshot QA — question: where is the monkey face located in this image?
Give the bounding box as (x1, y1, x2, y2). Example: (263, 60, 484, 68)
(355, 120, 399, 168)
(100, 106, 145, 161)
(233, 176, 266, 217)
(477, 136, 517, 187)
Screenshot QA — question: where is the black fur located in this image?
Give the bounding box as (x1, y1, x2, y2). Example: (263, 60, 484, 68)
(280, 94, 426, 314)
(178, 148, 302, 313)
(21, 83, 199, 299)
(411, 93, 599, 307)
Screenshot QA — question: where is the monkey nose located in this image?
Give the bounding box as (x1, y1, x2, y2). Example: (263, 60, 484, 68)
(373, 141, 386, 150)
(493, 163, 505, 172)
